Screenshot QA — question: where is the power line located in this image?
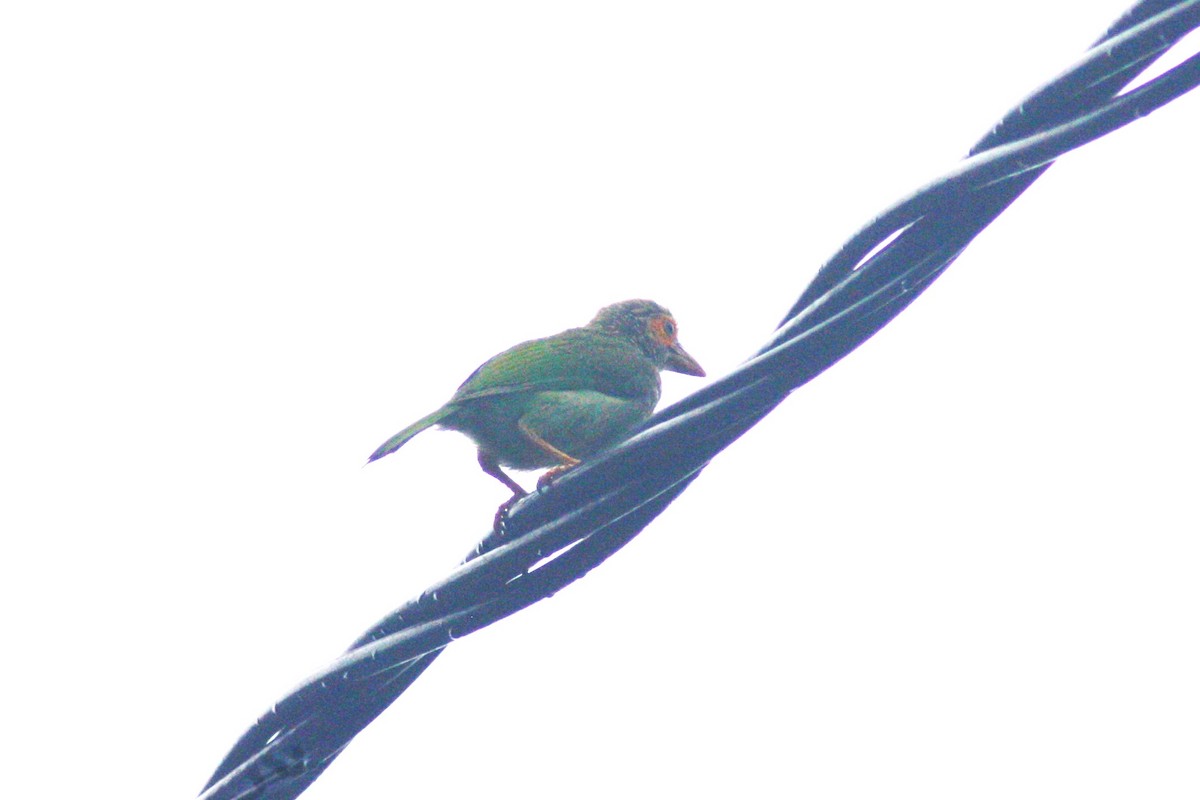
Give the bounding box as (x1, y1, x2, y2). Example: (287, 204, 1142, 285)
(199, 3, 1200, 798)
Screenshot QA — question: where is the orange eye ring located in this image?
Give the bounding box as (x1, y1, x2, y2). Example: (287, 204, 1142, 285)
(649, 315, 678, 346)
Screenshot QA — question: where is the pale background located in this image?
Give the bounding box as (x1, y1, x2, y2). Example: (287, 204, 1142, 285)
(2, 2, 1198, 798)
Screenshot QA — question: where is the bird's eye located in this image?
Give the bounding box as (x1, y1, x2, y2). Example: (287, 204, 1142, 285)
(649, 315, 677, 345)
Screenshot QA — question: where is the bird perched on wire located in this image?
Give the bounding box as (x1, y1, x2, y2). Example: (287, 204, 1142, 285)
(368, 299, 705, 527)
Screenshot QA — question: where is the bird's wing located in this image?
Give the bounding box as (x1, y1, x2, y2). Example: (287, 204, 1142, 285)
(450, 329, 659, 404)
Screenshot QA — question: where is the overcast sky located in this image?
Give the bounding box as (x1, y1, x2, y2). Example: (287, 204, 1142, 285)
(3, 3, 1198, 798)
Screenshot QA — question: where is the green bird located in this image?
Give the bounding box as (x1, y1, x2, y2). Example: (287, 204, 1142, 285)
(368, 299, 705, 519)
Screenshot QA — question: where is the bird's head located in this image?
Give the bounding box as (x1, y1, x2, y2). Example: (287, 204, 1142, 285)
(588, 299, 706, 377)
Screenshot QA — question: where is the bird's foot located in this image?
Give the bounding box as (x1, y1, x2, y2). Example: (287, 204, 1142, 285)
(492, 490, 527, 535)
(536, 464, 575, 492)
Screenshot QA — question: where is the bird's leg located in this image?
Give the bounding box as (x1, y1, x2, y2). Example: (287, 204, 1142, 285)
(477, 449, 527, 533)
(477, 448, 527, 496)
(517, 420, 581, 492)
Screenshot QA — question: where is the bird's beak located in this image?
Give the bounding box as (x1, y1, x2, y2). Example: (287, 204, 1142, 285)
(665, 343, 706, 377)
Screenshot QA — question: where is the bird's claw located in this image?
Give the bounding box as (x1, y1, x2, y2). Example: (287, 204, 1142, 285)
(536, 464, 575, 492)
(492, 490, 527, 535)
(490, 465, 574, 534)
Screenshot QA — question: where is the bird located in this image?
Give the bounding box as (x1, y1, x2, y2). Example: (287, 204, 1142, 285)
(367, 299, 705, 526)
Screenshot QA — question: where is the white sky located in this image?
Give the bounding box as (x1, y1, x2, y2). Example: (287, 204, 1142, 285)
(3, 3, 1198, 798)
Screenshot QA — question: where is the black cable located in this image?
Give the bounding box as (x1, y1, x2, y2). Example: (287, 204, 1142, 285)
(199, 3, 1200, 798)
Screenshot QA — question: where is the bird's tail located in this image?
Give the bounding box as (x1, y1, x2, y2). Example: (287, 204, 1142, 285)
(367, 406, 455, 463)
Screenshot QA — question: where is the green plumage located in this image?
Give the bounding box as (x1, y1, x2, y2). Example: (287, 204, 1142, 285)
(368, 299, 704, 494)
(367, 406, 455, 462)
